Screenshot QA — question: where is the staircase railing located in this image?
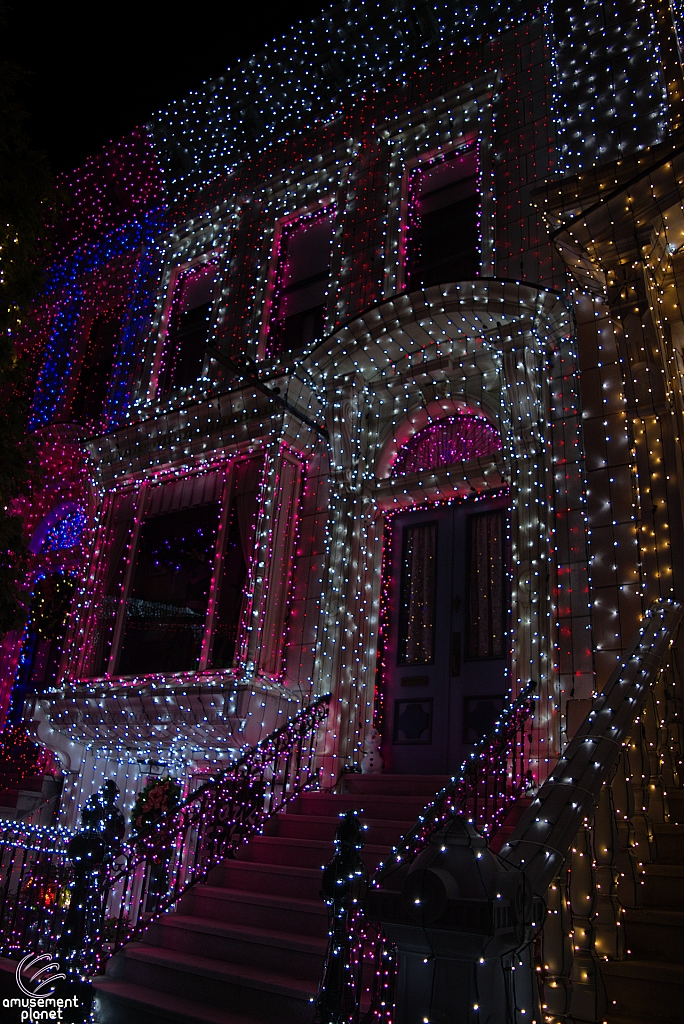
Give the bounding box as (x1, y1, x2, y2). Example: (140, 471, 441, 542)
(0, 820, 72, 959)
(316, 600, 684, 1023)
(0, 693, 330, 974)
(504, 601, 684, 1023)
(314, 682, 537, 1024)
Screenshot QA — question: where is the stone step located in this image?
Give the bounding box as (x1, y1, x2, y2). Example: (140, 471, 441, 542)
(623, 906, 684, 961)
(238, 833, 386, 871)
(181, 885, 328, 937)
(340, 773, 450, 797)
(273, 812, 413, 846)
(142, 913, 327, 981)
(608, 1018, 668, 1024)
(103, 943, 316, 1024)
(602, 956, 684, 1023)
(653, 823, 684, 864)
(208, 859, 324, 901)
(289, 791, 430, 822)
(666, 787, 684, 824)
(93, 977, 270, 1024)
(641, 863, 684, 909)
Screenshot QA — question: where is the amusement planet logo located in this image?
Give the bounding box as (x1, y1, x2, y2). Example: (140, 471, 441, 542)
(15, 953, 66, 997)
(2, 953, 79, 1022)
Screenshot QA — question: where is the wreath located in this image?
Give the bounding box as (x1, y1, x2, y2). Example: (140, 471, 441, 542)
(130, 777, 181, 859)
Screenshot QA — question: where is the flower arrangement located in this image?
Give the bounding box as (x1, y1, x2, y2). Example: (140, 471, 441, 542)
(129, 777, 181, 859)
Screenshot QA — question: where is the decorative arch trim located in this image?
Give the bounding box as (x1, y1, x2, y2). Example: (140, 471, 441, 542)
(376, 397, 499, 479)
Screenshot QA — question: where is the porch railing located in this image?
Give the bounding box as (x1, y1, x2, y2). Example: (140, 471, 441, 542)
(504, 600, 684, 1023)
(0, 693, 330, 974)
(314, 681, 537, 1024)
(0, 820, 72, 960)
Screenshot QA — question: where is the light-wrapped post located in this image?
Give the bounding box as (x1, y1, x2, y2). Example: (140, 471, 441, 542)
(314, 810, 368, 1024)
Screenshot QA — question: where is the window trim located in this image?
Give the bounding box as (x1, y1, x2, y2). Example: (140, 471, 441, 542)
(149, 254, 221, 403)
(258, 199, 336, 363)
(99, 463, 260, 679)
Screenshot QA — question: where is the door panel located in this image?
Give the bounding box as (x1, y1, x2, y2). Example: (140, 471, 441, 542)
(382, 495, 509, 775)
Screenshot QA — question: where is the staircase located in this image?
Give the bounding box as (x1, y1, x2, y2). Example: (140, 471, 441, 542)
(602, 790, 684, 1024)
(92, 773, 449, 1024)
(91, 773, 684, 1024)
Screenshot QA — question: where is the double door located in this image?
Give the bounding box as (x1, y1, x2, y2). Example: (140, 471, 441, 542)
(382, 496, 508, 775)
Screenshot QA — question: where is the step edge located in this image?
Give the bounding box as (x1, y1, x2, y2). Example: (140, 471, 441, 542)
(118, 943, 318, 997)
(191, 884, 328, 913)
(92, 977, 263, 1024)
(217, 860, 323, 879)
(145, 914, 328, 951)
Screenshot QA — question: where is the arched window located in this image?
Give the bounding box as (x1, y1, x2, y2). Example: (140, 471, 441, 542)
(390, 412, 500, 476)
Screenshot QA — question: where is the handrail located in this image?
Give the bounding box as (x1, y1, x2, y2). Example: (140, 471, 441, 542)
(0, 694, 330, 975)
(375, 679, 537, 887)
(499, 599, 683, 893)
(122, 692, 330, 856)
(0, 817, 72, 851)
(314, 682, 537, 1024)
(100, 693, 330, 968)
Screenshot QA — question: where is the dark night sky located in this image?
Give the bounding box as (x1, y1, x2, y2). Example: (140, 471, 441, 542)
(2, 0, 331, 174)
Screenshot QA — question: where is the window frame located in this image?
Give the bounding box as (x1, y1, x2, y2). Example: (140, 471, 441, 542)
(86, 461, 264, 680)
(400, 140, 481, 294)
(259, 200, 336, 363)
(150, 255, 220, 402)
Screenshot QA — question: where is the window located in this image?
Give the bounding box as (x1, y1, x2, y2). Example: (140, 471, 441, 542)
(10, 575, 76, 722)
(269, 209, 334, 357)
(397, 521, 437, 666)
(88, 462, 264, 679)
(407, 148, 478, 289)
(467, 510, 505, 659)
(92, 492, 137, 676)
(71, 309, 123, 426)
(160, 264, 216, 393)
(117, 502, 220, 675)
(390, 413, 501, 476)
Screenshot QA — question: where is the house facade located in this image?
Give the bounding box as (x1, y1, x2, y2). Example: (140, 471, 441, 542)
(5, 0, 684, 829)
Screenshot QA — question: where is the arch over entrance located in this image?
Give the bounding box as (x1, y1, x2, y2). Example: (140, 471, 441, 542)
(304, 281, 571, 784)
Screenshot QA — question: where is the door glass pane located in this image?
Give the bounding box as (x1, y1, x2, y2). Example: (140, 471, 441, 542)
(118, 502, 220, 674)
(398, 521, 436, 666)
(468, 510, 504, 659)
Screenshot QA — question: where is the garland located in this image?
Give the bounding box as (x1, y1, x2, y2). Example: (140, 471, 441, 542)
(130, 776, 181, 858)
